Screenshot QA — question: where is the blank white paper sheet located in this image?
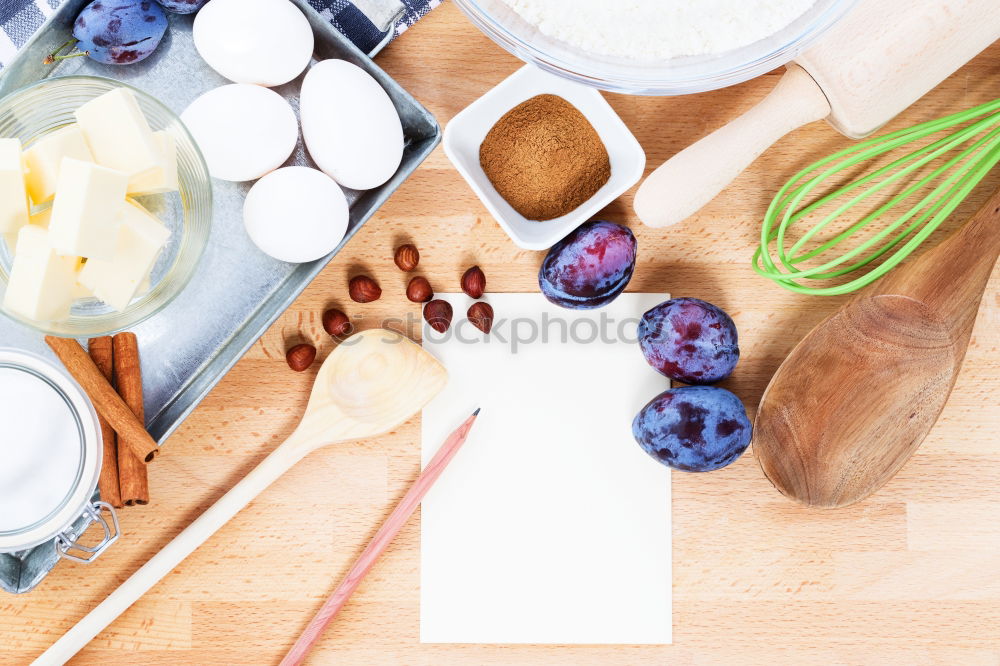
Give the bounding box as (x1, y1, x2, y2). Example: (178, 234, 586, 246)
(421, 292, 672, 645)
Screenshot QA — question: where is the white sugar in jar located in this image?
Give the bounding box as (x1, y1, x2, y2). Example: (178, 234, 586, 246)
(0, 349, 119, 577)
(502, 0, 816, 61)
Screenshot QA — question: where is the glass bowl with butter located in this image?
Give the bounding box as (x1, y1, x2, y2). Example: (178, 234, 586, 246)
(0, 75, 211, 337)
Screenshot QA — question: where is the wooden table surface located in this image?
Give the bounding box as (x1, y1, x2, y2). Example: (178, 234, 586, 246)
(5, 5, 1000, 664)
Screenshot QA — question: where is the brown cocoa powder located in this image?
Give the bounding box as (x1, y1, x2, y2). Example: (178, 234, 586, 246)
(479, 94, 611, 221)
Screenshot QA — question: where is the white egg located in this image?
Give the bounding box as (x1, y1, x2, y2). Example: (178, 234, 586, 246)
(193, 0, 314, 87)
(181, 84, 298, 182)
(300, 59, 404, 191)
(243, 167, 349, 263)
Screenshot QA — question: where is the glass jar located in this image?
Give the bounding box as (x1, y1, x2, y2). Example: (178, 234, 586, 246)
(0, 76, 212, 337)
(0, 348, 119, 594)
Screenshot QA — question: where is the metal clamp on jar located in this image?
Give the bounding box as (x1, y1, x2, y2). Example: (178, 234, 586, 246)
(0, 349, 120, 594)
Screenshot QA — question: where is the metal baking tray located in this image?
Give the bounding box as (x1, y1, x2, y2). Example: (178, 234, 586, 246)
(0, 0, 439, 593)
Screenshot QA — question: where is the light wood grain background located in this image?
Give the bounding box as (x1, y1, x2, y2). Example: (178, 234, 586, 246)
(4, 5, 999, 664)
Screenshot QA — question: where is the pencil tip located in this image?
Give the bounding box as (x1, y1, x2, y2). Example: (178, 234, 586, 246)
(472, 408, 481, 416)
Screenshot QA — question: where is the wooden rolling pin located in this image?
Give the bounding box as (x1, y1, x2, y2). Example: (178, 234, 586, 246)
(634, 0, 1000, 228)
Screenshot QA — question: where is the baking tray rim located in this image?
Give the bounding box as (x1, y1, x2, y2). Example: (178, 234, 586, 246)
(0, 1, 442, 445)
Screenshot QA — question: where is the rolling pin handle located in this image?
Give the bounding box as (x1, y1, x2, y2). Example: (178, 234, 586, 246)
(634, 64, 832, 229)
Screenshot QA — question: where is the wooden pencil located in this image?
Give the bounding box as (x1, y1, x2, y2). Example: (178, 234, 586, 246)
(280, 409, 481, 666)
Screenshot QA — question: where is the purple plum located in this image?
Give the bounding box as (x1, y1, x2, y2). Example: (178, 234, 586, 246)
(538, 220, 636, 309)
(632, 386, 751, 472)
(154, 0, 209, 13)
(74, 0, 168, 65)
(638, 297, 739, 384)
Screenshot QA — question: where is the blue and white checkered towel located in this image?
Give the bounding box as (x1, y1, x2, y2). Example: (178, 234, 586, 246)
(308, 0, 440, 55)
(0, 0, 438, 68)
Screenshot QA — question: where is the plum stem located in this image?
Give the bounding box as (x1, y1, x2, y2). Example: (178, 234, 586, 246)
(45, 50, 90, 64)
(43, 39, 86, 65)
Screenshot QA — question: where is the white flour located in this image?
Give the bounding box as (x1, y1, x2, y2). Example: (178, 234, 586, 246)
(503, 0, 816, 60)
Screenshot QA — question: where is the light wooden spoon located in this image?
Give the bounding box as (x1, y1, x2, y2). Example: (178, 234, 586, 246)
(754, 186, 1000, 508)
(35, 328, 447, 665)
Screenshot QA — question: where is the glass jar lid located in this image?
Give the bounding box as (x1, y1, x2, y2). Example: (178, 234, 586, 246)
(0, 349, 101, 552)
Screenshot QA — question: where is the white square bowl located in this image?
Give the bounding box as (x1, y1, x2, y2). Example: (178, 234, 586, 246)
(443, 65, 646, 250)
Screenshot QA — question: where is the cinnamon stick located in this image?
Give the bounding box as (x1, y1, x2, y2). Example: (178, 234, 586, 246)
(88, 337, 123, 509)
(113, 333, 149, 506)
(44, 336, 159, 462)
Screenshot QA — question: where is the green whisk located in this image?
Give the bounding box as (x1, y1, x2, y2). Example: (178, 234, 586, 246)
(753, 98, 1000, 295)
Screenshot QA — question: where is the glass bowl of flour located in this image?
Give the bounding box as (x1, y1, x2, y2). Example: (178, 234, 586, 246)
(454, 0, 857, 95)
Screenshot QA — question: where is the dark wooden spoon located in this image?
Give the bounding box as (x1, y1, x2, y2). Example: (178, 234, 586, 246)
(754, 186, 1000, 508)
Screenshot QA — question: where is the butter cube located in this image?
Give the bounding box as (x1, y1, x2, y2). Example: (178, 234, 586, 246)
(5, 208, 53, 254)
(2, 225, 77, 322)
(79, 199, 169, 311)
(72, 259, 93, 300)
(49, 158, 128, 260)
(23, 124, 94, 204)
(72, 282, 93, 300)
(128, 131, 178, 195)
(75, 88, 160, 180)
(0, 138, 30, 234)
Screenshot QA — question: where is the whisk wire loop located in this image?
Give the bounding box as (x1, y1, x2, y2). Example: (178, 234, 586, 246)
(784, 120, 997, 261)
(787, 126, 1000, 277)
(755, 98, 1000, 295)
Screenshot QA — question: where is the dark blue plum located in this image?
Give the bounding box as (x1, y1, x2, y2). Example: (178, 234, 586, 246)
(639, 297, 739, 385)
(154, 0, 208, 13)
(74, 0, 168, 65)
(538, 220, 636, 309)
(632, 386, 751, 472)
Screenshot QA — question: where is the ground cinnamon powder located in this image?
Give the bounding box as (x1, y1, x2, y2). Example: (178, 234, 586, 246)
(479, 94, 611, 221)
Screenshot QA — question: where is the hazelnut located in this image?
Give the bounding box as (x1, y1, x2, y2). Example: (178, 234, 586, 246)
(461, 265, 486, 299)
(406, 276, 434, 303)
(394, 244, 420, 272)
(286, 344, 316, 372)
(423, 299, 453, 333)
(322, 308, 351, 337)
(467, 302, 494, 334)
(348, 275, 381, 303)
